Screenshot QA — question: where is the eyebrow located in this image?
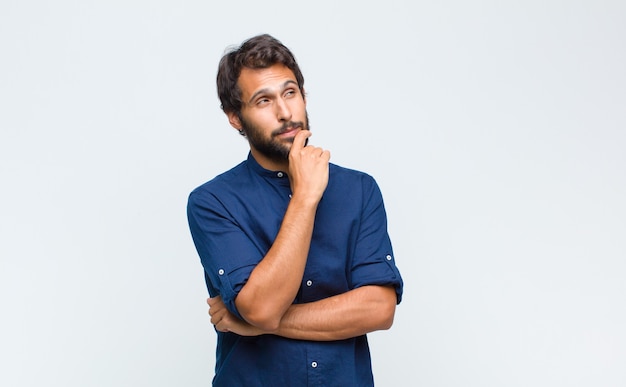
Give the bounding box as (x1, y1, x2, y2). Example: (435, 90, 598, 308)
(247, 80, 298, 104)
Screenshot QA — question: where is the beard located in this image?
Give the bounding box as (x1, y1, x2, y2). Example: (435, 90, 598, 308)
(240, 112, 310, 163)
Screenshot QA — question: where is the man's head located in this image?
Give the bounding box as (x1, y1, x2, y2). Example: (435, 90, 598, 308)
(217, 34, 305, 117)
(217, 34, 309, 168)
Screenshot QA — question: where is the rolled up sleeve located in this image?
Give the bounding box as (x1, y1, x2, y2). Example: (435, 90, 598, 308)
(349, 178, 403, 304)
(187, 189, 262, 319)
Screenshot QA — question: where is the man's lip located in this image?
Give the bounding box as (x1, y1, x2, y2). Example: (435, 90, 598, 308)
(277, 126, 301, 137)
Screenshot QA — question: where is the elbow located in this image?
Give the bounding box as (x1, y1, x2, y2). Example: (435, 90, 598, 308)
(236, 293, 283, 332)
(244, 312, 282, 332)
(372, 286, 398, 331)
(378, 302, 396, 330)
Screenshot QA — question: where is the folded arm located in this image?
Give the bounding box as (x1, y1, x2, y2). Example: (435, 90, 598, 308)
(210, 285, 397, 341)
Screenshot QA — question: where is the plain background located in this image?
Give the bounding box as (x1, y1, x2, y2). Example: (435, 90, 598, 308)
(1, 1, 625, 386)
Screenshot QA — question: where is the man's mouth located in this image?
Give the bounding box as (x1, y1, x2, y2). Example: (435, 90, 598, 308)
(274, 123, 302, 137)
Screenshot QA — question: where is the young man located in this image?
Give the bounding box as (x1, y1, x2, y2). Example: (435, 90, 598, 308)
(187, 34, 403, 386)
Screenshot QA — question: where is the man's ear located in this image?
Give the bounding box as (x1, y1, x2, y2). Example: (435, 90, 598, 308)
(302, 88, 307, 105)
(227, 111, 242, 130)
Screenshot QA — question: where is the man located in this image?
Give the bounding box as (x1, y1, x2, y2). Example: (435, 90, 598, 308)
(187, 34, 403, 386)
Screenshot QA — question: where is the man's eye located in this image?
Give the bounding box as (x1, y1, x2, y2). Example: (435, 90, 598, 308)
(285, 90, 296, 97)
(257, 98, 270, 105)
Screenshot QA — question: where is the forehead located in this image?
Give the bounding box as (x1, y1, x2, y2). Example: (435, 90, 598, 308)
(237, 64, 298, 99)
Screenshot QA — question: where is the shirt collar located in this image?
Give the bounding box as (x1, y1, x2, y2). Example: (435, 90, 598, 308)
(246, 152, 290, 181)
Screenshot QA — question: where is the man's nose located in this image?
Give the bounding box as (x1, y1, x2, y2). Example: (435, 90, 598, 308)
(275, 98, 292, 121)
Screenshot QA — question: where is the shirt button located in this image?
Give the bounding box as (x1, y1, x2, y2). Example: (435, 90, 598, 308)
(386, 254, 392, 261)
(277, 172, 284, 178)
(306, 280, 313, 287)
(311, 361, 318, 368)
(218, 269, 225, 275)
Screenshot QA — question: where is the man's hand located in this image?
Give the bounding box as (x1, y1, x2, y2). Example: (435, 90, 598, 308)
(208, 296, 265, 336)
(288, 130, 330, 204)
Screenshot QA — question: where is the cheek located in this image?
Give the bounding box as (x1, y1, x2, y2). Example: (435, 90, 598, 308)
(246, 111, 274, 127)
(290, 101, 307, 117)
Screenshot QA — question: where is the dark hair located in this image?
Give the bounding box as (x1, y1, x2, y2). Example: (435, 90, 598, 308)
(217, 34, 305, 114)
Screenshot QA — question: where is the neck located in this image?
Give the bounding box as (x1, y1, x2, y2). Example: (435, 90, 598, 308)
(250, 148, 289, 172)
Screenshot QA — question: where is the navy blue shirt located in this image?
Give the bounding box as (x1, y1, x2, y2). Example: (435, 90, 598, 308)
(187, 153, 403, 386)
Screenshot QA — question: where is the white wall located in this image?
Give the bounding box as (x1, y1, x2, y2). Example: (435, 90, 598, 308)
(1, 1, 625, 386)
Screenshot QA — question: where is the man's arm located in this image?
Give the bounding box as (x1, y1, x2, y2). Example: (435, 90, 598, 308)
(209, 285, 397, 341)
(234, 130, 331, 331)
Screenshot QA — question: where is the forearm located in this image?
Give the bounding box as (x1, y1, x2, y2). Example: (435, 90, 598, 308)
(275, 285, 397, 341)
(235, 196, 318, 330)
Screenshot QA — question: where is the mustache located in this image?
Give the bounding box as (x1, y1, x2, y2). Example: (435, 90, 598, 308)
(271, 121, 304, 136)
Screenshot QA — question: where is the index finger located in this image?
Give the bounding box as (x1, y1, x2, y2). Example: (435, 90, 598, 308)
(291, 129, 311, 152)
(207, 296, 222, 306)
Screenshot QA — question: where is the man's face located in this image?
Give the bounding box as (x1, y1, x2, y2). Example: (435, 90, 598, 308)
(239, 111, 310, 162)
(228, 64, 309, 167)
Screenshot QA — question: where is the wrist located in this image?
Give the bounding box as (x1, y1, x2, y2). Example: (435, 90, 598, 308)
(288, 192, 322, 208)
